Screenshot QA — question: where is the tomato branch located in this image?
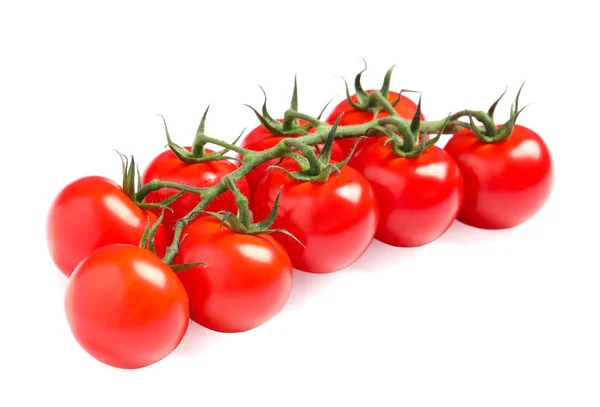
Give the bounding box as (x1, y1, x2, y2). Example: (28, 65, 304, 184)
(151, 85, 517, 264)
(135, 179, 209, 202)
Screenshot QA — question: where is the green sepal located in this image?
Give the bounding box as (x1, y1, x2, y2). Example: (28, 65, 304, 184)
(190, 105, 210, 157)
(390, 89, 420, 108)
(139, 218, 151, 250)
(409, 95, 422, 136)
(253, 186, 283, 230)
(290, 74, 299, 112)
(369, 125, 404, 148)
(283, 138, 321, 176)
(224, 177, 251, 226)
(139, 210, 165, 255)
(171, 262, 206, 273)
(315, 96, 337, 121)
(124, 155, 137, 201)
(328, 135, 364, 174)
(147, 210, 165, 255)
(338, 75, 363, 110)
(137, 190, 185, 212)
(488, 87, 507, 119)
(318, 114, 342, 166)
(258, 85, 281, 128)
(284, 152, 311, 172)
(353, 58, 369, 106)
(465, 111, 490, 143)
(158, 115, 194, 163)
(380, 64, 397, 100)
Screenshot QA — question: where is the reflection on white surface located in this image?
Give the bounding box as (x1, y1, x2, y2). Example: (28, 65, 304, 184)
(103, 195, 139, 227)
(135, 260, 167, 288)
(510, 140, 541, 160)
(414, 163, 447, 180)
(238, 244, 274, 263)
(336, 184, 362, 204)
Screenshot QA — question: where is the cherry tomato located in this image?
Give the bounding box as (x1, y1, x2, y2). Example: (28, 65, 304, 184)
(352, 139, 464, 246)
(174, 216, 293, 333)
(443, 124, 553, 229)
(252, 159, 379, 273)
(141, 148, 250, 241)
(46, 176, 167, 278)
(325, 91, 425, 162)
(240, 120, 345, 196)
(65, 244, 189, 369)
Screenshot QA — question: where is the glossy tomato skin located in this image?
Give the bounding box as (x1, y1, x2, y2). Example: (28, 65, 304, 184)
(240, 120, 345, 196)
(47, 176, 167, 278)
(325, 91, 425, 161)
(252, 160, 379, 273)
(353, 140, 464, 247)
(443, 124, 553, 229)
(174, 217, 293, 333)
(65, 244, 189, 369)
(141, 148, 250, 241)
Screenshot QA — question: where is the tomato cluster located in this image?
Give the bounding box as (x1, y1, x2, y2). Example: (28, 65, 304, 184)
(46, 70, 554, 370)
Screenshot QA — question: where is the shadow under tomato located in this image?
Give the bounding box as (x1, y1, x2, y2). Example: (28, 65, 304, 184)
(437, 220, 515, 246)
(347, 239, 419, 272)
(285, 269, 339, 310)
(170, 320, 222, 358)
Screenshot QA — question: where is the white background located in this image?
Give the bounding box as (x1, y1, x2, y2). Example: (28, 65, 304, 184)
(1, 1, 599, 406)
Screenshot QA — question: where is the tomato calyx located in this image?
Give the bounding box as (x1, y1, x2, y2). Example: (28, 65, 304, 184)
(268, 115, 359, 183)
(159, 107, 242, 164)
(246, 76, 333, 138)
(338, 61, 420, 118)
(116, 151, 185, 211)
(201, 178, 304, 247)
(462, 83, 530, 143)
(376, 97, 446, 159)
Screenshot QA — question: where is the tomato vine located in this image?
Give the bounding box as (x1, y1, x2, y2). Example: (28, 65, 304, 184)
(131, 65, 527, 264)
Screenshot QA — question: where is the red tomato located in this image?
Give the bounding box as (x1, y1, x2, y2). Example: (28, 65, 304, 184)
(325, 91, 425, 162)
(174, 216, 293, 333)
(443, 124, 553, 229)
(46, 176, 167, 278)
(252, 159, 379, 273)
(65, 244, 189, 369)
(141, 148, 250, 241)
(352, 139, 464, 246)
(240, 120, 345, 195)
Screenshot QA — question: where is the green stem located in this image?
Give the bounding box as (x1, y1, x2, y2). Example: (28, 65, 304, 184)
(283, 110, 323, 128)
(156, 110, 481, 264)
(136, 179, 208, 202)
(200, 134, 249, 156)
(283, 139, 321, 176)
(368, 91, 401, 117)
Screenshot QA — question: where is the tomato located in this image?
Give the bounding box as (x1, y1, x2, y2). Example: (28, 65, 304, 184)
(443, 124, 553, 229)
(325, 91, 425, 162)
(251, 159, 379, 273)
(141, 148, 250, 241)
(65, 244, 189, 369)
(46, 176, 167, 278)
(174, 216, 293, 333)
(352, 139, 464, 246)
(240, 120, 345, 196)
